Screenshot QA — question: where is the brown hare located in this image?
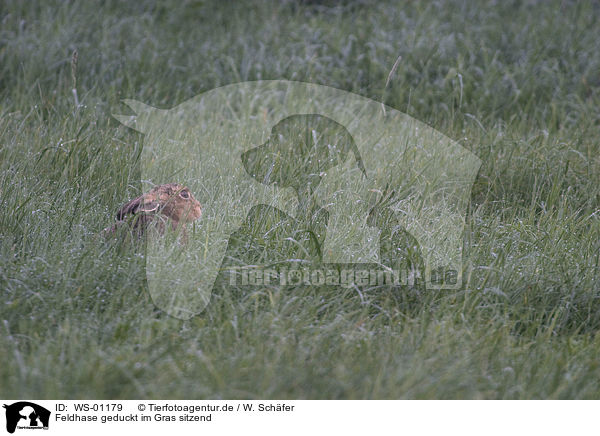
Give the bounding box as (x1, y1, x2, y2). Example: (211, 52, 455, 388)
(104, 183, 202, 240)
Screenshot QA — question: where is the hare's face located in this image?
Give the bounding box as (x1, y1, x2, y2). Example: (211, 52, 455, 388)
(155, 183, 202, 223)
(173, 186, 202, 223)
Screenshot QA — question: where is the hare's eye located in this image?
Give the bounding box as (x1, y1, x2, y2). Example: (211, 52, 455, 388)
(179, 190, 190, 199)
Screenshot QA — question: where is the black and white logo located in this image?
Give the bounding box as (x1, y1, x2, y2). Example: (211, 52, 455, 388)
(3, 402, 50, 434)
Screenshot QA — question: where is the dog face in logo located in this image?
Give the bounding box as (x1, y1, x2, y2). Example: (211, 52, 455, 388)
(241, 114, 366, 200)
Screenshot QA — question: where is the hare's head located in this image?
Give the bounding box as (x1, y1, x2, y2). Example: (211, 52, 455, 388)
(109, 183, 202, 238)
(144, 183, 202, 223)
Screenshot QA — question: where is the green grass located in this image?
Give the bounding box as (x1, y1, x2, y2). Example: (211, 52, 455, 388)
(1, 0, 600, 399)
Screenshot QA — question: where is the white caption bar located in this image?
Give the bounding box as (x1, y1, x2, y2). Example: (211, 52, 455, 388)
(0, 400, 596, 435)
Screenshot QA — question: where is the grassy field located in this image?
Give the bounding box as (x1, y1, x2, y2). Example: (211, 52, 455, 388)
(1, 0, 600, 399)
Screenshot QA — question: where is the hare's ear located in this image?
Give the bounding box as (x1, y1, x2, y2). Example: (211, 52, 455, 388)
(138, 201, 159, 213)
(116, 195, 158, 219)
(117, 197, 140, 220)
(116, 197, 159, 220)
